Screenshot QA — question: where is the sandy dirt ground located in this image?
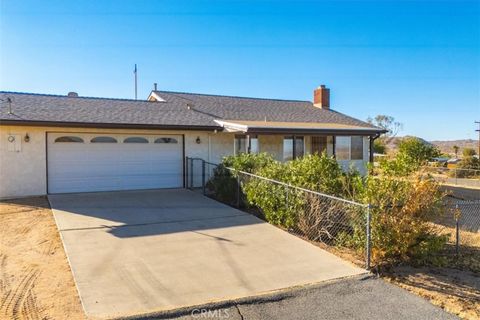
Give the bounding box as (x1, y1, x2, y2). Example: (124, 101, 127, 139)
(314, 231, 480, 320)
(384, 266, 480, 320)
(0, 197, 85, 320)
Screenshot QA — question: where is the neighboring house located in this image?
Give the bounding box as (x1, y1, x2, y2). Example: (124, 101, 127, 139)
(0, 85, 385, 198)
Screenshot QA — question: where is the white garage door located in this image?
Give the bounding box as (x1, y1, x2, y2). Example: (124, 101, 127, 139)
(47, 133, 183, 193)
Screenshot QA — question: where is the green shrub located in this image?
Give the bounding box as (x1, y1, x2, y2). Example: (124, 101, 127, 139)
(397, 137, 441, 167)
(222, 152, 275, 173)
(208, 152, 448, 267)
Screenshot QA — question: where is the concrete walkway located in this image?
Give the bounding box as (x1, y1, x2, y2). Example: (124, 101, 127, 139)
(49, 189, 365, 319)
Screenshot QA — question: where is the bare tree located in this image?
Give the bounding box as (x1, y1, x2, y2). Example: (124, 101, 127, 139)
(367, 115, 403, 144)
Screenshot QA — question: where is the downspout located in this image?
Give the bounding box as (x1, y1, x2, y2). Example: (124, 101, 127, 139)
(369, 133, 381, 163)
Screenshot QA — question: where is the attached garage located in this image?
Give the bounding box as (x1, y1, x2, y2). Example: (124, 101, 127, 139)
(47, 133, 184, 194)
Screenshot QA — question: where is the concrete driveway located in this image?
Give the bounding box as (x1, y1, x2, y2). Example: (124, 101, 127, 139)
(49, 189, 365, 319)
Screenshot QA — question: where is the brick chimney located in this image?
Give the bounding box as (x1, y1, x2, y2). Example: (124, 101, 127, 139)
(313, 85, 330, 109)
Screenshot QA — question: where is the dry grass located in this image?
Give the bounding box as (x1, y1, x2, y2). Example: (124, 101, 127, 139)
(0, 197, 85, 320)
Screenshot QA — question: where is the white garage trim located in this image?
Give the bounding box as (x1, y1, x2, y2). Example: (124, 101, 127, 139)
(47, 132, 184, 194)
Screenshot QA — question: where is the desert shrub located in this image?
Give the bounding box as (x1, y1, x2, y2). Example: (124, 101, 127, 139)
(209, 152, 448, 267)
(373, 139, 387, 154)
(206, 153, 276, 205)
(450, 156, 480, 178)
(345, 170, 449, 265)
(462, 147, 476, 157)
(205, 164, 238, 205)
(222, 152, 276, 173)
(280, 153, 344, 195)
(397, 137, 441, 167)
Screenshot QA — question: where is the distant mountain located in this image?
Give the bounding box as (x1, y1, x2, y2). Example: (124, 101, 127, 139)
(430, 139, 479, 156)
(384, 137, 478, 156)
(384, 136, 432, 153)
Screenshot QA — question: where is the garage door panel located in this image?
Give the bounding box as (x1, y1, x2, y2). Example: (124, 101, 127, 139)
(47, 133, 183, 193)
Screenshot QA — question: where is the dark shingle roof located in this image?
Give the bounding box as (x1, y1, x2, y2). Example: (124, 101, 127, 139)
(0, 90, 382, 132)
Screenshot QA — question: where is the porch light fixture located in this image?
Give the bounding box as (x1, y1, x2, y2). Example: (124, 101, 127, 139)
(24, 133, 30, 142)
(195, 136, 201, 144)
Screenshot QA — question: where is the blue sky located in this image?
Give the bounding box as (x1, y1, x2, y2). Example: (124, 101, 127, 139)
(1, 0, 479, 140)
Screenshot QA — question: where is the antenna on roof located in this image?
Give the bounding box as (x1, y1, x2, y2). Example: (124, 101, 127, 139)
(133, 64, 138, 100)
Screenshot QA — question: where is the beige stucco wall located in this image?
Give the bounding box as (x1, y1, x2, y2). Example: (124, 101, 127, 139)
(0, 126, 371, 198)
(258, 135, 283, 161)
(0, 126, 227, 198)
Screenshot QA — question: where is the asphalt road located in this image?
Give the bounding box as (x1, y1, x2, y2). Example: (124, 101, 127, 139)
(126, 275, 458, 320)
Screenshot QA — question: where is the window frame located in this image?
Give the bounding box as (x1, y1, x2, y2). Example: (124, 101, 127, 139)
(283, 135, 304, 161)
(234, 134, 258, 155)
(350, 136, 364, 160)
(334, 136, 364, 160)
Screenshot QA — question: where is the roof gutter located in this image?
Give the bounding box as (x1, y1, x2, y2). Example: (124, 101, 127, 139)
(245, 128, 386, 135)
(0, 119, 222, 131)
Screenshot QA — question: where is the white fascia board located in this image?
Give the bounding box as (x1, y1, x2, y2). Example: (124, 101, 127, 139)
(213, 120, 248, 133)
(147, 91, 166, 102)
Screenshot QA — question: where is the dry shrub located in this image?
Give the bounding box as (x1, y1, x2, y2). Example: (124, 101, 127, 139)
(364, 171, 449, 266)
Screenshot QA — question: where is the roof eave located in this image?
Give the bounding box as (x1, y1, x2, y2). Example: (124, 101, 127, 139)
(0, 119, 222, 131)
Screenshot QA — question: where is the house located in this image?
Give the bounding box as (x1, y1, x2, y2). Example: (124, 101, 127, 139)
(0, 85, 385, 198)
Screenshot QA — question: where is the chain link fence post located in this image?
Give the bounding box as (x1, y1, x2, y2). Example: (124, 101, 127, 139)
(366, 204, 372, 270)
(185, 157, 189, 189)
(202, 159, 206, 195)
(285, 185, 289, 213)
(455, 203, 460, 256)
(236, 173, 240, 208)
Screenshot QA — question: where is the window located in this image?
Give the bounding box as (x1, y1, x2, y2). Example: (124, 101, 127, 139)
(250, 136, 259, 154)
(335, 136, 350, 160)
(234, 135, 258, 155)
(283, 136, 304, 161)
(91, 136, 117, 143)
(55, 136, 84, 143)
(235, 135, 247, 154)
(351, 136, 364, 160)
(311, 136, 327, 155)
(154, 137, 178, 144)
(335, 136, 364, 160)
(123, 137, 149, 143)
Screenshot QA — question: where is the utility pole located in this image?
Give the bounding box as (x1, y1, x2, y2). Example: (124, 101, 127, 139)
(476, 121, 480, 156)
(134, 64, 138, 100)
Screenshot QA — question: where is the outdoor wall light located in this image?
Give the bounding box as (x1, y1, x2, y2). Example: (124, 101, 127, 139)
(24, 133, 30, 142)
(195, 136, 201, 144)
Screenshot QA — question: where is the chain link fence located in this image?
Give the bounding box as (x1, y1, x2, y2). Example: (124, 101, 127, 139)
(423, 166, 480, 188)
(186, 157, 372, 269)
(428, 197, 480, 270)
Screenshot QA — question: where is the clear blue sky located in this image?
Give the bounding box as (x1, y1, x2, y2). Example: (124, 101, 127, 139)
(1, 0, 479, 140)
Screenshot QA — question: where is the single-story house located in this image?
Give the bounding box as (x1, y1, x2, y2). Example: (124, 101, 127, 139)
(0, 85, 385, 199)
